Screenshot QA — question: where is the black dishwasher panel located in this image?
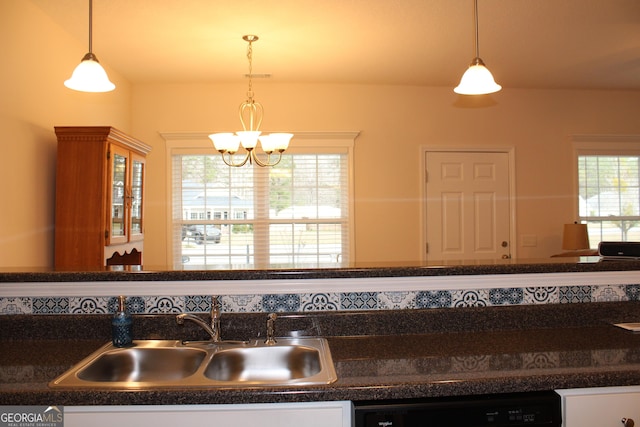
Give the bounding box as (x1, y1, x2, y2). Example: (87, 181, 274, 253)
(354, 391, 561, 427)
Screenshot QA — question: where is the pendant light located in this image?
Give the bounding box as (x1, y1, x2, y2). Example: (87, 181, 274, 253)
(454, 0, 501, 95)
(64, 0, 115, 92)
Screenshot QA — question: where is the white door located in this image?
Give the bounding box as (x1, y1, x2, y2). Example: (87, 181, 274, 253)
(425, 151, 511, 261)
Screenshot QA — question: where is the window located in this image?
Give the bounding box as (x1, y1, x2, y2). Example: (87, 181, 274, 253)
(164, 132, 356, 269)
(574, 137, 640, 247)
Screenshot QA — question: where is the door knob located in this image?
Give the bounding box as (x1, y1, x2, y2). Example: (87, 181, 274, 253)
(622, 418, 635, 427)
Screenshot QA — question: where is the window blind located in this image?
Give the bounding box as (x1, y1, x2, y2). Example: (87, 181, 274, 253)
(578, 155, 640, 245)
(171, 150, 351, 269)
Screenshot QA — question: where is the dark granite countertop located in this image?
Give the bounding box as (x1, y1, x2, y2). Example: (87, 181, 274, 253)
(1, 258, 639, 282)
(1, 302, 640, 405)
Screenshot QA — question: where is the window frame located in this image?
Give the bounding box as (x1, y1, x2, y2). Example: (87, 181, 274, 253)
(571, 134, 640, 247)
(162, 131, 358, 268)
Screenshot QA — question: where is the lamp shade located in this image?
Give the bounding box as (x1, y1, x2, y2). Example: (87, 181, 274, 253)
(562, 223, 590, 250)
(236, 131, 261, 150)
(454, 59, 501, 95)
(260, 133, 293, 153)
(209, 133, 241, 154)
(64, 53, 115, 92)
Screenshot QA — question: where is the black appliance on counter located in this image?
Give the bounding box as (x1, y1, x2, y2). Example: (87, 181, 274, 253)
(354, 391, 562, 427)
(598, 241, 640, 260)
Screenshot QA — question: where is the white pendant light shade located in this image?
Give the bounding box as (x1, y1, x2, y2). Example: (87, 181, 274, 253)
(259, 133, 293, 154)
(209, 133, 241, 154)
(236, 131, 262, 150)
(454, 58, 501, 95)
(64, 53, 115, 92)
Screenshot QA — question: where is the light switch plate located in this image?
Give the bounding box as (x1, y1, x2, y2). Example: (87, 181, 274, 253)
(521, 235, 537, 247)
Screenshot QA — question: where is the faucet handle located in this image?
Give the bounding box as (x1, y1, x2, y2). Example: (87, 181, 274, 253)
(209, 296, 222, 342)
(265, 313, 277, 345)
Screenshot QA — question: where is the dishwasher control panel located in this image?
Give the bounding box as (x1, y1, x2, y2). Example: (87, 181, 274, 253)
(354, 391, 561, 427)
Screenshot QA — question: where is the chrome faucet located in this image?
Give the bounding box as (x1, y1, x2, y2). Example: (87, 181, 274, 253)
(176, 295, 221, 342)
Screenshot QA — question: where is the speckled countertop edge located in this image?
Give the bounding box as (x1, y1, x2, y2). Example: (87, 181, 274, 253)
(1, 258, 639, 282)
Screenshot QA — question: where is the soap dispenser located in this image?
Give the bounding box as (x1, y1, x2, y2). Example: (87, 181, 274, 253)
(112, 295, 132, 347)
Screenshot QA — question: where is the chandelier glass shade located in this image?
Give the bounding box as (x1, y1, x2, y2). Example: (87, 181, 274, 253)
(454, 0, 501, 95)
(209, 35, 293, 167)
(64, 0, 115, 93)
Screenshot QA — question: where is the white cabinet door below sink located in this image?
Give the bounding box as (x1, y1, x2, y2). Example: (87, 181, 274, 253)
(64, 401, 352, 427)
(557, 386, 640, 427)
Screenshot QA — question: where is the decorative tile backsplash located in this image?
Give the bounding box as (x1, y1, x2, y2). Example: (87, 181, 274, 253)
(1, 284, 639, 315)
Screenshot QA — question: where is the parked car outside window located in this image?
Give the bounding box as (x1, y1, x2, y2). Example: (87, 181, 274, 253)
(182, 224, 221, 244)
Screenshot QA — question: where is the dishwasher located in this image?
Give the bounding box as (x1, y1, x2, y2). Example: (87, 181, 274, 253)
(354, 391, 562, 427)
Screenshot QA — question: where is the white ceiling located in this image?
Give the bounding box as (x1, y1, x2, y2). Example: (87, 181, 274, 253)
(31, 0, 640, 90)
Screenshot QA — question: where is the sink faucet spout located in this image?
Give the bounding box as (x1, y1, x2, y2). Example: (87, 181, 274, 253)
(176, 296, 221, 342)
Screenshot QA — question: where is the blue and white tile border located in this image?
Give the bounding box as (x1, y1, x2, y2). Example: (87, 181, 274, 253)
(1, 271, 638, 315)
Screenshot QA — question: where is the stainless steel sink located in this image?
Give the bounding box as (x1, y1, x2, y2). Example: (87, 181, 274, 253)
(49, 338, 337, 389)
(204, 344, 323, 383)
(76, 347, 207, 382)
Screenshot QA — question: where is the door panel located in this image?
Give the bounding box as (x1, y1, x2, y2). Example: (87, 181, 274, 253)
(426, 151, 511, 261)
(442, 192, 463, 252)
(474, 192, 496, 252)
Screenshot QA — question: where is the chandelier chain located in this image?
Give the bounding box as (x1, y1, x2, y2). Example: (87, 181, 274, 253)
(246, 40, 254, 101)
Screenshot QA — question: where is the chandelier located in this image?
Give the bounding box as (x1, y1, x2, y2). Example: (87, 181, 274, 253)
(209, 35, 293, 167)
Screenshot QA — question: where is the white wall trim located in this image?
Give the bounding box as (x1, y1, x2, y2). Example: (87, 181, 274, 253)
(570, 134, 640, 144)
(1, 270, 637, 297)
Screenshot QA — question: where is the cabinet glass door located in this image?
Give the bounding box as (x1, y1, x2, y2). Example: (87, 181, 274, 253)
(109, 146, 129, 245)
(130, 154, 145, 240)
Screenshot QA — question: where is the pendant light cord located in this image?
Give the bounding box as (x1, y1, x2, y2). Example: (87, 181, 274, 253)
(88, 0, 93, 53)
(473, 0, 479, 58)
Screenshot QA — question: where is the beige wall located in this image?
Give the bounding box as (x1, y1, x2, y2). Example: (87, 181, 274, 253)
(132, 83, 640, 265)
(0, 1, 131, 267)
(3, 2, 640, 268)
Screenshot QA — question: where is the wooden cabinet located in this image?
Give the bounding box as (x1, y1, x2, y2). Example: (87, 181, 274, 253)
(54, 126, 152, 268)
(557, 386, 640, 427)
(64, 401, 353, 427)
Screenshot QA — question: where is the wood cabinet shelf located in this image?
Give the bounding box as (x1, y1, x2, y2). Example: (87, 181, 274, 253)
(54, 126, 151, 268)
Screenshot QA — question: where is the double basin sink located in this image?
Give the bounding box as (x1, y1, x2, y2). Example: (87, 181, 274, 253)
(50, 337, 337, 389)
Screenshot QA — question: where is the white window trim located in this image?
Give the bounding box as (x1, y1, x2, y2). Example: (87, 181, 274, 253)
(160, 131, 359, 267)
(570, 134, 640, 221)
